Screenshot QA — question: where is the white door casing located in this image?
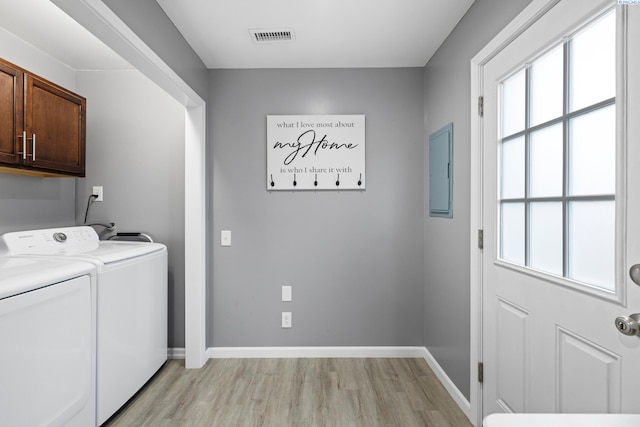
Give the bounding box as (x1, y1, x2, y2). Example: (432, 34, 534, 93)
(471, 0, 640, 424)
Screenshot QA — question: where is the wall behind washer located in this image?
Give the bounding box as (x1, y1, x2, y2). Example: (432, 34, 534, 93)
(75, 70, 186, 348)
(209, 68, 425, 347)
(0, 27, 77, 235)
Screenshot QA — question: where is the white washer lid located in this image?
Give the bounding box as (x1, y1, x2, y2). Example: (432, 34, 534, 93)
(0, 257, 95, 299)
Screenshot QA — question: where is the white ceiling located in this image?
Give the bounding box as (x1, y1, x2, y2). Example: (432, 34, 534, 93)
(0, 0, 130, 70)
(157, 0, 476, 68)
(0, 0, 474, 70)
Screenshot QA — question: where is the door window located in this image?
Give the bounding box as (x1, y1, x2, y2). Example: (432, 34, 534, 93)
(498, 9, 616, 292)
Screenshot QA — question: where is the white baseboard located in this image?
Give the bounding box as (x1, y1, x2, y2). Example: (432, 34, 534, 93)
(420, 347, 472, 421)
(206, 346, 426, 359)
(168, 347, 186, 359)
(169, 345, 471, 422)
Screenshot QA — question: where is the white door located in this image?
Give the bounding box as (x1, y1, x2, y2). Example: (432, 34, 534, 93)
(481, 0, 640, 418)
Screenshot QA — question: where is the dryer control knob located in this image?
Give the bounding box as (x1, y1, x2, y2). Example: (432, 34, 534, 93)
(53, 232, 67, 243)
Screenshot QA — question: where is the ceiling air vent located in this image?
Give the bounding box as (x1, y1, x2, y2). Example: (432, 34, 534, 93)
(249, 29, 295, 44)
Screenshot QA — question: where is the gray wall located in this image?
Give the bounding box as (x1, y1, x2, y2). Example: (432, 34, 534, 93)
(103, 0, 209, 101)
(0, 28, 78, 235)
(423, 0, 532, 400)
(75, 70, 186, 347)
(209, 68, 425, 347)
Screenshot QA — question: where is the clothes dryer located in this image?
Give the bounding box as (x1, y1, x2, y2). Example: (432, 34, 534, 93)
(0, 254, 97, 427)
(0, 226, 168, 425)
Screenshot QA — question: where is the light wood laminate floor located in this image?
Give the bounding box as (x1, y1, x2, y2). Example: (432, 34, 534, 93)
(105, 358, 472, 427)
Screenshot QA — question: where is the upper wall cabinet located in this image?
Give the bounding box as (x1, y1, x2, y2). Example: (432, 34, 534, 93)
(0, 60, 23, 166)
(0, 58, 86, 177)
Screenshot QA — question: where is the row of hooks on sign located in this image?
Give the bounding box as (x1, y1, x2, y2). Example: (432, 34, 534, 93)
(269, 173, 363, 188)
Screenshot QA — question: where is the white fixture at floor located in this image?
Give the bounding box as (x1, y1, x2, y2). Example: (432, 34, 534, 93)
(484, 413, 640, 427)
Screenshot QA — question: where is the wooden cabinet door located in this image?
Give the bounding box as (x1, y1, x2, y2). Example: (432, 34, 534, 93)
(0, 61, 23, 165)
(25, 75, 86, 176)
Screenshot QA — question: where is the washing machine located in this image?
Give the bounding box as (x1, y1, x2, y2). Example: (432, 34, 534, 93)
(0, 226, 168, 426)
(0, 254, 97, 427)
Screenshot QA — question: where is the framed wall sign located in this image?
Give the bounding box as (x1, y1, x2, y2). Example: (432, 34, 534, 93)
(267, 115, 365, 190)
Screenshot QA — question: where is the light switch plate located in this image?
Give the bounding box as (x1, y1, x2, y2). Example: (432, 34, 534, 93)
(221, 230, 231, 246)
(282, 285, 292, 302)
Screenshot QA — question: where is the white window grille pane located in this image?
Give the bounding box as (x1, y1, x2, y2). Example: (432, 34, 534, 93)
(501, 136, 525, 199)
(568, 201, 615, 291)
(569, 10, 615, 112)
(568, 105, 615, 196)
(501, 70, 526, 137)
(530, 124, 563, 198)
(501, 203, 525, 265)
(530, 45, 564, 127)
(529, 202, 563, 276)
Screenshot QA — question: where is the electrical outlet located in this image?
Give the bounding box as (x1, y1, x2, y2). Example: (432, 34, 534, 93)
(92, 186, 103, 202)
(282, 312, 292, 328)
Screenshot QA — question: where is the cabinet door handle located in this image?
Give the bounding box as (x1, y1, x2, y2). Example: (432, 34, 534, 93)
(18, 131, 26, 160)
(27, 134, 36, 161)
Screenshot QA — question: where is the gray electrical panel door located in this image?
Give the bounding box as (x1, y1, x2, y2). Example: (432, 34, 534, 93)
(429, 123, 453, 218)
